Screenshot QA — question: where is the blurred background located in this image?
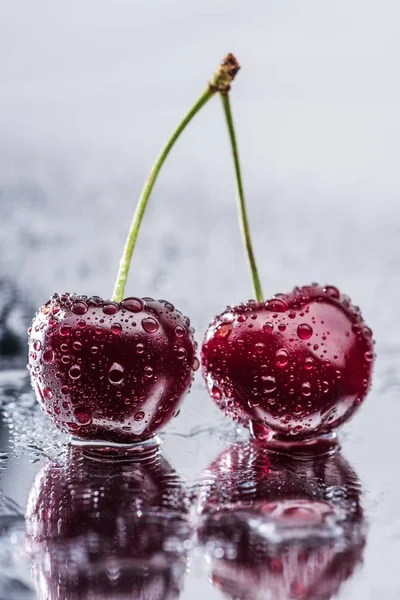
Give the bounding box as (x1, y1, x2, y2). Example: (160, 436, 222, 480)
(0, 2, 400, 598)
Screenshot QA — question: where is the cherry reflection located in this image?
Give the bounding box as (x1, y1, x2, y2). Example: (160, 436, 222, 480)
(197, 442, 366, 600)
(25, 444, 191, 599)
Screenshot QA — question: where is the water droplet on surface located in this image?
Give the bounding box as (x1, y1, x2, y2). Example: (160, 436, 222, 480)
(73, 341, 82, 351)
(297, 324, 313, 340)
(142, 317, 159, 334)
(261, 375, 277, 393)
(43, 349, 54, 364)
(304, 356, 314, 370)
(301, 382, 312, 396)
(176, 347, 187, 360)
(175, 325, 186, 337)
(69, 365, 82, 380)
(275, 349, 289, 368)
(74, 410, 92, 425)
(108, 362, 125, 384)
(263, 322, 273, 333)
(323, 285, 340, 299)
(255, 342, 265, 354)
(136, 343, 145, 354)
(215, 322, 232, 339)
(33, 340, 42, 351)
(265, 299, 288, 312)
(288, 311, 296, 319)
(237, 314, 247, 323)
(61, 385, 70, 395)
(90, 346, 99, 354)
(278, 323, 286, 332)
(72, 302, 88, 315)
(102, 302, 119, 315)
(144, 366, 153, 378)
(43, 387, 53, 399)
(211, 385, 222, 399)
(365, 351, 374, 362)
(121, 297, 144, 313)
(134, 411, 145, 421)
(193, 357, 200, 371)
(60, 325, 71, 336)
(111, 323, 122, 335)
(77, 319, 86, 328)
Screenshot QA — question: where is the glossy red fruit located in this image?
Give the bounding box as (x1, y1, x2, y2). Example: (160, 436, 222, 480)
(28, 293, 198, 443)
(197, 441, 365, 600)
(26, 446, 190, 599)
(201, 284, 374, 440)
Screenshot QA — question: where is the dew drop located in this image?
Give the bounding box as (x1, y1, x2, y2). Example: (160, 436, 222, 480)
(278, 323, 286, 332)
(237, 314, 247, 323)
(297, 324, 313, 340)
(43, 349, 54, 364)
(211, 385, 222, 400)
(193, 357, 200, 371)
(255, 342, 265, 354)
(263, 322, 273, 333)
(134, 411, 145, 421)
(288, 311, 296, 319)
(275, 348, 289, 368)
(363, 326, 373, 339)
(43, 387, 53, 399)
(61, 355, 71, 365)
(111, 323, 122, 336)
(90, 346, 99, 355)
(73, 341, 82, 351)
(301, 382, 312, 397)
(323, 285, 340, 299)
(74, 410, 92, 425)
(77, 320, 86, 329)
(176, 347, 187, 360)
(61, 385, 70, 395)
(121, 297, 144, 313)
(175, 325, 186, 337)
(261, 375, 277, 393)
(136, 343, 145, 354)
(69, 364, 82, 380)
(267, 397, 276, 406)
(72, 301, 88, 315)
(304, 357, 314, 370)
(215, 322, 232, 339)
(108, 362, 125, 384)
(60, 325, 71, 336)
(33, 340, 42, 351)
(102, 302, 119, 315)
(144, 366, 153, 378)
(265, 299, 288, 312)
(142, 317, 159, 334)
(365, 351, 374, 362)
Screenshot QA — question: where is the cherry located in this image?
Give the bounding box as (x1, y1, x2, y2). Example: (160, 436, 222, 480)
(197, 441, 365, 600)
(27, 55, 241, 443)
(202, 284, 374, 440)
(28, 293, 197, 443)
(26, 445, 191, 598)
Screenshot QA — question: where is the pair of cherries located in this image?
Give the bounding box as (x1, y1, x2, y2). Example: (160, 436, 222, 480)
(27, 54, 375, 445)
(28, 284, 374, 445)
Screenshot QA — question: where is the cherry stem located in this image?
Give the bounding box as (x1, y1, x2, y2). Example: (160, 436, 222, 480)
(112, 54, 240, 303)
(220, 93, 264, 302)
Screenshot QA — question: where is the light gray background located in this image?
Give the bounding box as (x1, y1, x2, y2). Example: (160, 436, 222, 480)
(0, 2, 399, 598)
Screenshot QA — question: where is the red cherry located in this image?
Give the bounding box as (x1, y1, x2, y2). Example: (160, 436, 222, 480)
(26, 445, 190, 598)
(197, 441, 365, 600)
(28, 293, 196, 443)
(201, 284, 374, 439)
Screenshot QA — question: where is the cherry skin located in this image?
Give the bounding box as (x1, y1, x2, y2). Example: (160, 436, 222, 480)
(28, 293, 198, 443)
(201, 284, 374, 440)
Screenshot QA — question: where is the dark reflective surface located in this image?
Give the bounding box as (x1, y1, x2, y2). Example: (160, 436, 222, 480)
(25, 445, 191, 599)
(197, 442, 365, 600)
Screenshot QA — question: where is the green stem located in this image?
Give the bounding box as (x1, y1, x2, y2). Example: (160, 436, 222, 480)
(111, 88, 213, 302)
(220, 93, 264, 302)
(112, 53, 241, 302)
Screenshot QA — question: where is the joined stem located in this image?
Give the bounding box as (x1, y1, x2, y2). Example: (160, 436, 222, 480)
(220, 93, 264, 302)
(112, 54, 240, 302)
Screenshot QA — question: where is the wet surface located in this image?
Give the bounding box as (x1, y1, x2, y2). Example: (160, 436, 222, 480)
(1, 1, 400, 598)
